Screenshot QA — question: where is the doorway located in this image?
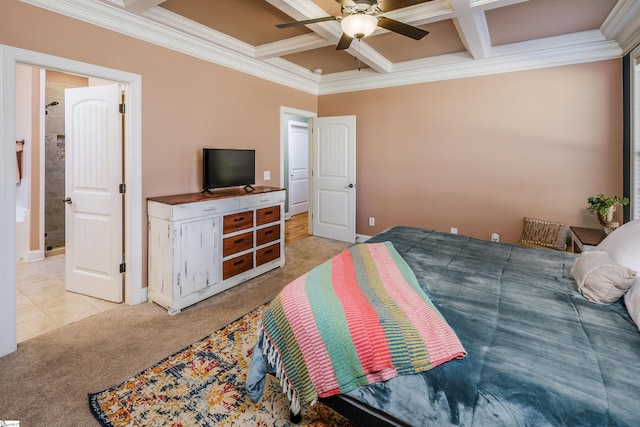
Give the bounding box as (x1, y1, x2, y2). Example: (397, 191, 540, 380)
(15, 69, 124, 342)
(1, 45, 144, 357)
(279, 108, 357, 244)
(280, 108, 315, 218)
(287, 120, 309, 217)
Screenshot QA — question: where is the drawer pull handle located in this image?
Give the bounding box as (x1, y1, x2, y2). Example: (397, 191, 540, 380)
(264, 210, 273, 215)
(233, 259, 244, 266)
(264, 249, 273, 255)
(234, 238, 245, 244)
(264, 230, 274, 235)
(234, 217, 245, 222)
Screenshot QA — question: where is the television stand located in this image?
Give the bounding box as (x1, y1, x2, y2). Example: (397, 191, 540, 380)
(243, 185, 255, 191)
(147, 186, 285, 314)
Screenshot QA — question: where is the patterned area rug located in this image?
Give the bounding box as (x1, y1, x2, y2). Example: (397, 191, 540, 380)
(89, 305, 352, 427)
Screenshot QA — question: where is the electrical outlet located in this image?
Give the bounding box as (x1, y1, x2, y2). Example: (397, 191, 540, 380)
(369, 217, 375, 226)
(263, 170, 271, 181)
(491, 233, 500, 242)
(450, 227, 458, 234)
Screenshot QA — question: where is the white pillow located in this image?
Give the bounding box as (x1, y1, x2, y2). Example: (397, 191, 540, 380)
(596, 219, 640, 273)
(571, 251, 637, 304)
(596, 219, 640, 327)
(625, 283, 640, 329)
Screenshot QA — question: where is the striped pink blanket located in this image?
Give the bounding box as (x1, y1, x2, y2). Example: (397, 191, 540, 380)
(259, 242, 466, 412)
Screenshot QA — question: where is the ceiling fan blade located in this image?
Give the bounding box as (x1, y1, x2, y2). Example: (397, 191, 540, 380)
(336, 33, 354, 50)
(276, 16, 337, 29)
(377, 0, 432, 12)
(377, 16, 429, 40)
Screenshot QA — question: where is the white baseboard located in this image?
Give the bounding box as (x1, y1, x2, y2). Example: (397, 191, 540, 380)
(25, 250, 44, 263)
(356, 234, 372, 243)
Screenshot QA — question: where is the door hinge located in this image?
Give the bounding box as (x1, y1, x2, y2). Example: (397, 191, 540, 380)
(119, 103, 125, 114)
(120, 263, 126, 273)
(119, 183, 126, 193)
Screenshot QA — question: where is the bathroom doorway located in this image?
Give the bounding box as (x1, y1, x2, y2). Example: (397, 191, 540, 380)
(15, 68, 123, 341)
(1, 46, 144, 357)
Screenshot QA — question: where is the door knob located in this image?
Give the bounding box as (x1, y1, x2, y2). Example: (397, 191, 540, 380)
(345, 183, 354, 188)
(62, 197, 72, 204)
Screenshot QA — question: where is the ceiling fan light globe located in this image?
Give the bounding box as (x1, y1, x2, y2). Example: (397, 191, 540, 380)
(341, 14, 378, 39)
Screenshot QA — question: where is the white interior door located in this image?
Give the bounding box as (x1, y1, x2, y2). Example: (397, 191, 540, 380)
(311, 116, 356, 243)
(288, 121, 309, 216)
(64, 84, 123, 302)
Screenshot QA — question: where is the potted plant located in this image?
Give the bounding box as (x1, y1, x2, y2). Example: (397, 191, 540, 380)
(587, 193, 629, 224)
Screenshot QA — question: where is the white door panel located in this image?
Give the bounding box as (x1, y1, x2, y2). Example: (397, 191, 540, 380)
(65, 84, 123, 302)
(288, 121, 309, 216)
(290, 169, 308, 180)
(311, 116, 356, 243)
(290, 180, 308, 204)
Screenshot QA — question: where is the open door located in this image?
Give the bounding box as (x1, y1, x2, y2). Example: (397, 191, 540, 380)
(311, 116, 356, 243)
(64, 84, 123, 302)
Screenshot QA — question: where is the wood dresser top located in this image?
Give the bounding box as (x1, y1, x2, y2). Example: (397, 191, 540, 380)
(147, 186, 284, 205)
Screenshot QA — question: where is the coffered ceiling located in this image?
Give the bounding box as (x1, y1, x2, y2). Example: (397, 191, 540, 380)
(22, 0, 640, 94)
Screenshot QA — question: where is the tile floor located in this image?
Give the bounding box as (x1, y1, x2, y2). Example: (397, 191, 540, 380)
(16, 254, 119, 343)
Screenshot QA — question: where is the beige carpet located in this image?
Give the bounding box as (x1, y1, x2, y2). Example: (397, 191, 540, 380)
(0, 236, 352, 426)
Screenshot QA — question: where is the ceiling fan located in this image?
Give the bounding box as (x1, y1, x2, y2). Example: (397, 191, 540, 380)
(276, 0, 431, 50)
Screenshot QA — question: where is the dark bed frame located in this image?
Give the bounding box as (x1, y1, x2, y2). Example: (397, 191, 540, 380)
(319, 395, 411, 427)
(287, 395, 409, 426)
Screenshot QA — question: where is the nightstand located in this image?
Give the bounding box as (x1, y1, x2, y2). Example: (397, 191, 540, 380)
(569, 226, 605, 253)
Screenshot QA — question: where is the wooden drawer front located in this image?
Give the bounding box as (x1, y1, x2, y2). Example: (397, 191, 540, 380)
(223, 231, 253, 257)
(256, 242, 280, 267)
(256, 205, 280, 226)
(223, 211, 253, 234)
(223, 253, 253, 280)
(256, 224, 280, 246)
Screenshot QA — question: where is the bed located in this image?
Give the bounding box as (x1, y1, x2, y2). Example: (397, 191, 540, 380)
(247, 225, 640, 426)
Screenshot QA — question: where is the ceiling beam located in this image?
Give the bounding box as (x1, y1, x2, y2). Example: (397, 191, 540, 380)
(97, 0, 165, 14)
(255, 34, 333, 59)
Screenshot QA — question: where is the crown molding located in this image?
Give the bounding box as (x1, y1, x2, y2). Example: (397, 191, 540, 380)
(602, 0, 640, 53)
(21, 0, 321, 94)
(319, 32, 622, 94)
(20, 0, 629, 97)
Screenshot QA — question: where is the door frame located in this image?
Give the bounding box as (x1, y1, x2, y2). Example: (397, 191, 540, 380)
(0, 45, 144, 357)
(279, 106, 316, 223)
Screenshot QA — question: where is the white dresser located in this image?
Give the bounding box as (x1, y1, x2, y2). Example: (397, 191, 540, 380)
(147, 186, 285, 314)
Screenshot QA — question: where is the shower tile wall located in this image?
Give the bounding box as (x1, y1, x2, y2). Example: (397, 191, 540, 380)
(45, 82, 67, 251)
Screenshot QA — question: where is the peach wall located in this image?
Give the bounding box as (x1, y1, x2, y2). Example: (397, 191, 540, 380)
(2, 0, 316, 285)
(319, 60, 623, 243)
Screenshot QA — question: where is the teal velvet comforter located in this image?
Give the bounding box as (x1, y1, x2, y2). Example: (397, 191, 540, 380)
(342, 226, 640, 426)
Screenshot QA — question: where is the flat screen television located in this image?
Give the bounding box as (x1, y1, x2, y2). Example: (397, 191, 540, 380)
(202, 148, 256, 192)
